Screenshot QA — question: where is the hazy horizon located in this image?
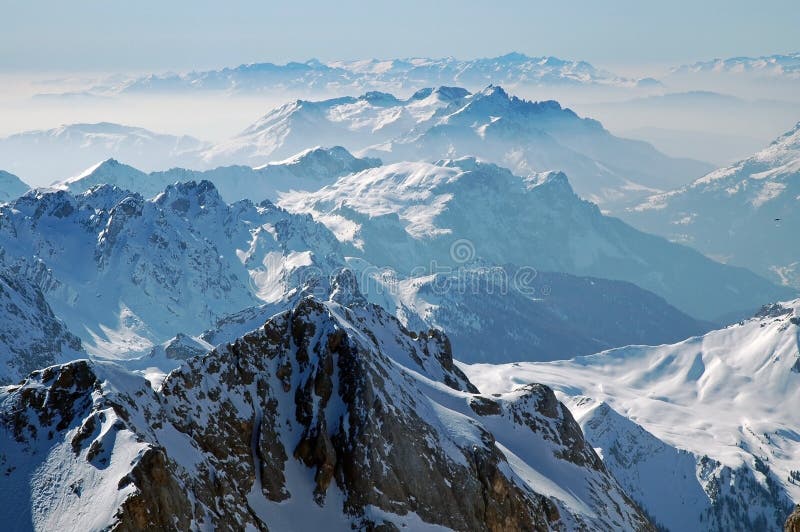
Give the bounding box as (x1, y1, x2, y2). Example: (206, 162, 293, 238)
(2, 1, 799, 184)
(3, 0, 799, 72)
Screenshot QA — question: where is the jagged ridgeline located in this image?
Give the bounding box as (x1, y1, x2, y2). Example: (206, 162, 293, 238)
(0, 275, 653, 530)
(0, 174, 732, 381)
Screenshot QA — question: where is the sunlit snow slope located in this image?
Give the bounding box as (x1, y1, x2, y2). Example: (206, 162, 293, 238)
(464, 300, 800, 531)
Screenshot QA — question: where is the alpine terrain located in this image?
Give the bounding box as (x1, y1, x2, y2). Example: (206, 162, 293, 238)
(0, 277, 654, 530)
(206, 85, 711, 210)
(2, 5, 798, 530)
(464, 301, 800, 531)
(626, 122, 800, 289)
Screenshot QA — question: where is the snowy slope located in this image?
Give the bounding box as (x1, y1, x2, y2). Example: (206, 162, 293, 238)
(207, 85, 711, 209)
(627, 122, 800, 288)
(0, 170, 30, 203)
(10, 165, 717, 368)
(0, 122, 209, 184)
(463, 300, 800, 531)
(0, 181, 344, 357)
(0, 266, 84, 384)
(185, 262, 710, 369)
(57, 158, 149, 194)
(349, 259, 711, 363)
(280, 157, 793, 321)
(0, 281, 653, 531)
(57, 146, 381, 203)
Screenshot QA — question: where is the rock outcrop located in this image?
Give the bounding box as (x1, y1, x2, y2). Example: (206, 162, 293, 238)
(0, 287, 653, 531)
(786, 506, 800, 532)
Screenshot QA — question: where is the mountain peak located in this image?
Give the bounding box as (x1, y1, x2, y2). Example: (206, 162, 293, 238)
(774, 121, 800, 146)
(59, 158, 148, 196)
(67, 158, 145, 182)
(328, 268, 366, 307)
(436, 156, 511, 176)
(497, 51, 531, 62)
(256, 145, 381, 178)
(0, 169, 30, 202)
(154, 179, 226, 214)
(0, 292, 651, 530)
(476, 84, 510, 99)
(409, 86, 470, 103)
(453, 85, 569, 121)
(525, 170, 572, 189)
(523, 171, 577, 198)
(358, 90, 401, 106)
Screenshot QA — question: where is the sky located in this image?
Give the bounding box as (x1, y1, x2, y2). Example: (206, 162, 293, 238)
(2, 0, 799, 74)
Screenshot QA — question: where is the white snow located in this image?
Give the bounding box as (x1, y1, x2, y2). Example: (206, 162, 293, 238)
(462, 300, 800, 528)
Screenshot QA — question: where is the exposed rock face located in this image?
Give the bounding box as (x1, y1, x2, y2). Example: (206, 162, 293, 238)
(464, 301, 800, 532)
(786, 506, 800, 532)
(0, 181, 344, 357)
(0, 287, 652, 531)
(354, 262, 712, 364)
(575, 399, 795, 532)
(146, 333, 211, 361)
(280, 157, 792, 322)
(0, 268, 84, 384)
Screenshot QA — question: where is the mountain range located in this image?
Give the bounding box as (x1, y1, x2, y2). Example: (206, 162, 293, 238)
(279, 156, 793, 322)
(0, 123, 208, 184)
(672, 52, 800, 79)
(67, 52, 647, 98)
(4, 85, 714, 211)
(1, 57, 798, 531)
(49, 149, 791, 322)
(44, 51, 800, 102)
(626, 122, 800, 289)
(0, 172, 717, 383)
(58, 147, 381, 203)
(0, 280, 653, 530)
(207, 85, 712, 210)
(0, 181, 342, 360)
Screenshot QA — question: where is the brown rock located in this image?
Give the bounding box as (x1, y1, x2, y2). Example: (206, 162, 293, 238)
(787, 505, 800, 532)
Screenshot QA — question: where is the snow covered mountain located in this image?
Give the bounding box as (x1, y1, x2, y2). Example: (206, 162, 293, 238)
(81, 52, 643, 97)
(464, 299, 800, 531)
(673, 52, 800, 80)
(349, 261, 710, 363)
(0, 170, 30, 203)
(58, 146, 381, 203)
(0, 283, 653, 530)
(207, 86, 711, 210)
(6, 170, 717, 370)
(0, 266, 84, 384)
(280, 157, 793, 322)
(0, 122, 209, 185)
(0, 181, 343, 357)
(626, 122, 800, 288)
(187, 264, 711, 368)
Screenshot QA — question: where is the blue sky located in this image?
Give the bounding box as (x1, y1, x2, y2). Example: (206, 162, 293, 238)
(2, 0, 798, 72)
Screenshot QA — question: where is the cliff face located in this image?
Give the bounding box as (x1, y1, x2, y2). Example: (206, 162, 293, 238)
(787, 506, 800, 532)
(0, 280, 652, 531)
(0, 268, 84, 384)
